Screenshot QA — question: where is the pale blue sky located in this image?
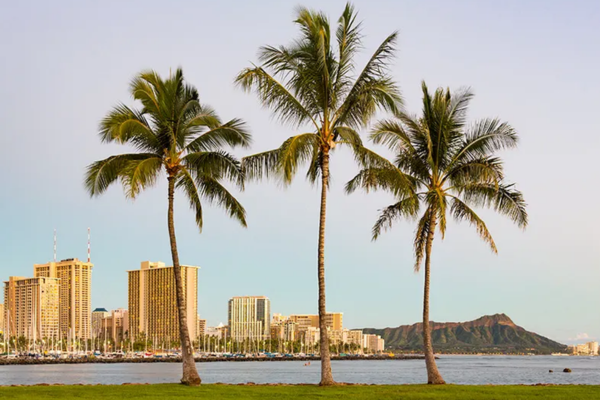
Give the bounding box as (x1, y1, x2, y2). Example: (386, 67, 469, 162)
(0, 0, 598, 344)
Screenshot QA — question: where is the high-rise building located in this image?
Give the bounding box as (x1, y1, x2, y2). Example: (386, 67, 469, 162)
(197, 315, 206, 338)
(0, 303, 4, 335)
(34, 258, 93, 340)
(92, 308, 109, 339)
(101, 308, 129, 343)
(128, 261, 198, 342)
(3, 276, 25, 336)
(228, 296, 270, 342)
(3, 276, 59, 339)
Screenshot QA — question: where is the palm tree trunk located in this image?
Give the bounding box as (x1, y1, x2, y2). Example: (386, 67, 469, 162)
(318, 151, 335, 386)
(167, 176, 201, 386)
(423, 211, 445, 384)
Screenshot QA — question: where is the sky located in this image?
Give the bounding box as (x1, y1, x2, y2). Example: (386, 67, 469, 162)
(0, 0, 598, 344)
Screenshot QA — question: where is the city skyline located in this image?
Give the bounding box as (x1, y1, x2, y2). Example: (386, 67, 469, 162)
(0, 250, 596, 345)
(0, 0, 598, 345)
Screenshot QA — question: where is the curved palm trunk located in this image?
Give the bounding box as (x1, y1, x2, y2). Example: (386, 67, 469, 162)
(423, 212, 445, 384)
(318, 151, 335, 386)
(167, 176, 201, 386)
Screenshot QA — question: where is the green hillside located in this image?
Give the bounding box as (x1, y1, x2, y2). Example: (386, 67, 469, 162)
(362, 314, 567, 354)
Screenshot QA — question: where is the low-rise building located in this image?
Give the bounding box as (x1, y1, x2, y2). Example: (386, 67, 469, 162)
(363, 333, 385, 353)
(101, 308, 129, 343)
(92, 308, 109, 339)
(205, 323, 227, 339)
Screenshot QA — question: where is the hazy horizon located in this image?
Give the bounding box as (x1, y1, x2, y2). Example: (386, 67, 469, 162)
(0, 0, 598, 345)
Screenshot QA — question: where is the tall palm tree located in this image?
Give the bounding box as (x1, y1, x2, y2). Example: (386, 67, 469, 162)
(235, 3, 401, 385)
(346, 82, 528, 384)
(84, 68, 250, 386)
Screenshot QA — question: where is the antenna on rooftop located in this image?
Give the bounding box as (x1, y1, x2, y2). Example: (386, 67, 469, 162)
(87, 227, 91, 263)
(53, 229, 57, 262)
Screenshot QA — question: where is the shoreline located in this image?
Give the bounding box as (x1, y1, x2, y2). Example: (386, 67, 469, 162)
(0, 354, 425, 366)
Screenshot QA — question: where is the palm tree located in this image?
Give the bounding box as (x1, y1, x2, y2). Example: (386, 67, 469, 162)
(346, 82, 528, 384)
(235, 3, 401, 385)
(84, 68, 250, 385)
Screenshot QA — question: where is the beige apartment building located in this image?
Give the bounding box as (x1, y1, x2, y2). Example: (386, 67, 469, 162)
(0, 303, 4, 335)
(228, 296, 271, 341)
(3, 276, 60, 339)
(128, 261, 198, 342)
(92, 308, 110, 338)
(101, 308, 129, 343)
(347, 329, 364, 348)
(34, 258, 93, 340)
(197, 316, 206, 338)
(270, 320, 298, 342)
(363, 333, 385, 353)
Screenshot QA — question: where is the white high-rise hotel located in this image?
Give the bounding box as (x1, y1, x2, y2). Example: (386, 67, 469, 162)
(228, 296, 270, 342)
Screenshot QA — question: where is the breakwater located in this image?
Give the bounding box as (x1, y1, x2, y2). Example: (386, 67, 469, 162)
(0, 354, 424, 366)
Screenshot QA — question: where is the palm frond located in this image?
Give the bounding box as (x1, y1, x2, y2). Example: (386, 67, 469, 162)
(279, 133, 320, 184)
(121, 156, 163, 199)
(84, 153, 159, 197)
(186, 118, 252, 152)
(183, 151, 244, 189)
(235, 67, 318, 129)
(352, 146, 398, 169)
(450, 196, 497, 253)
(450, 119, 518, 166)
(445, 156, 504, 187)
(427, 188, 447, 239)
(413, 208, 432, 272)
(241, 148, 282, 182)
(335, 32, 401, 128)
(372, 195, 420, 240)
(458, 183, 528, 229)
(370, 118, 416, 153)
(334, 3, 362, 97)
(345, 166, 414, 197)
(195, 175, 247, 227)
(176, 168, 204, 232)
(99, 105, 160, 151)
(334, 126, 362, 148)
(130, 71, 162, 115)
(306, 145, 324, 185)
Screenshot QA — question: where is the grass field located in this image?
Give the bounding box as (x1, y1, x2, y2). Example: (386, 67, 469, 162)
(1, 384, 599, 399)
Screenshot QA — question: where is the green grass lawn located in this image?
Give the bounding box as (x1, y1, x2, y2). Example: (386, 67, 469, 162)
(1, 384, 599, 399)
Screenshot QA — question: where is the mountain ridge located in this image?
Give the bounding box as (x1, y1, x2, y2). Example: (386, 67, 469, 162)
(361, 314, 567, 354)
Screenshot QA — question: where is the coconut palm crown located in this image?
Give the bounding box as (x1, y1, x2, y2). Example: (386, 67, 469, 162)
(347, 82, 528, 384)
(84, 68, 251, 385)
(235, 3, 402, 385)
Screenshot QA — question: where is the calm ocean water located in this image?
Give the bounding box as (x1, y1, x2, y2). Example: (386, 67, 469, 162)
(0, 356, 598, 385)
